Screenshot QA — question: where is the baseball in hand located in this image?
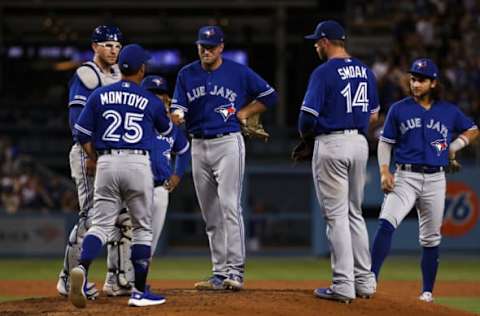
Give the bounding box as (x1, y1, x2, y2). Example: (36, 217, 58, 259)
(173, 109, 184, 119)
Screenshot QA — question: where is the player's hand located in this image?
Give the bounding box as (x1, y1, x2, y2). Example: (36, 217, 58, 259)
(86, 158, 97, 177)
(380, 171, 395, 193)
(171, 109, 185, 125)
(164, 175, 181, 192)
(236, 110, 248, 122)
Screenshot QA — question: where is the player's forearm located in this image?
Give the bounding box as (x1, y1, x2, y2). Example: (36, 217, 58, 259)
(298, 111, 317, 138)
(174, 149, 191, 177)
(377, 141, 393, 173)
(237, 100, 267, 120)
(81, 142, 97, 161)
(369, 111, 379, 124)
(449, 128, 479, 158)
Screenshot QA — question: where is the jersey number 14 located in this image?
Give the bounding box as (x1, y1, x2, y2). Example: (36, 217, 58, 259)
(341, 82, 369, 113)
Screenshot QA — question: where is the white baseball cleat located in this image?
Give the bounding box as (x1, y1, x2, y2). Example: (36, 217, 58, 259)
(419, 291, 434, 303)
(103, 282, 132, 297)
(69, 266, 88, 308)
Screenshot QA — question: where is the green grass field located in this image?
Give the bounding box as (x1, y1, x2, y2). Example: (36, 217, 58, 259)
(0, 257, 479, 313)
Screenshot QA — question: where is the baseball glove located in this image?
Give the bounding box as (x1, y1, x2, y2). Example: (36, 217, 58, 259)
(446, 158, 462, 173)
(240, 113, 270, 142)
(291, 137, 315, 162)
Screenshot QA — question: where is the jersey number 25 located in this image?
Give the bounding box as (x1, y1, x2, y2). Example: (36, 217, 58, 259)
(102, 110, 144, 144)
(341, 82, 369, 113)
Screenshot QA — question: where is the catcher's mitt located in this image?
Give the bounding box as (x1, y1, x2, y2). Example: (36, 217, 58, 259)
(291, 137, 314, 162)
(240, 113, 270, 142)
(446, 158, 461, 173)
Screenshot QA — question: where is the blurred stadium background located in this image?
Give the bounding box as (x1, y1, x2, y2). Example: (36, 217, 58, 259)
(0, 0, 479, 290)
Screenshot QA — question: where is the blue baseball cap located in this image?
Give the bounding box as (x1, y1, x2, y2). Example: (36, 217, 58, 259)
(141, 75, 168, 93)
(305, 20, 346, 41)
(196, 25, 224, 46)
(118, 44, 151, 74)
(409, 58, 439, 79)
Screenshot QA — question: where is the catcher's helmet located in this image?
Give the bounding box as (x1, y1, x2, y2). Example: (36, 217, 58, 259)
(91, 25, 123, 43)
(409, 58, 438, 79)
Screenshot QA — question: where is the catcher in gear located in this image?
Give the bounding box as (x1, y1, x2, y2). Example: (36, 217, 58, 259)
(371, 58, 479, 303)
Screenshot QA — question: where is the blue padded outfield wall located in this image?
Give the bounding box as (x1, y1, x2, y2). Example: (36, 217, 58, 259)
(0, 163, 478, 257)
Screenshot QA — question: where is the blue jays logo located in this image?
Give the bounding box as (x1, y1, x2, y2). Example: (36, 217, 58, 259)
(215, 103, 236, 122)
(204, 28, 215, 38)
(153, 78, 164, 86)
(431, 138, 448, 156)
(163, 149, 171, 161)
(415, 60, 428, 69)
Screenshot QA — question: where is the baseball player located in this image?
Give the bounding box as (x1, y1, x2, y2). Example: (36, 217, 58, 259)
(68, 44, 172, 308)
(299, 20, 379, 303)
(370, 58, 479, 303)
(171, 25, 277, 290)
(57, 25, 134, 299)
(140, 75, 191, 256)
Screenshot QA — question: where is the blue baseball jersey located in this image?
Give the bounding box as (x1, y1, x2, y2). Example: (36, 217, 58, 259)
(380, 97, 477, 166)
(151, 125, 190, 183)
(300, 57, 380, 135)
(171, 59, 276, 135)
(75, 80, 172, 151)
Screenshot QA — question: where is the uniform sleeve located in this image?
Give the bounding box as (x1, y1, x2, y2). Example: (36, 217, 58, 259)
(68, 74, 95, 108)
(172, 128, 191, 177)
(152, 100, 173, 136)
(379, 105, 398, 144)
(368, 72, 380, 114)
(300, 68, 325, 117)
(453, 107, 478, 133)
(74, 95, 96, 144)
(171, 70, 189, 113)
(245, 67, 277, 108)
(171, 127, 190, 154)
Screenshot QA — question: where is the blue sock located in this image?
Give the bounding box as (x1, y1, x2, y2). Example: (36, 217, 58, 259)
(131, 244, 151, 292)
(79, 234, 103, 271)
(371, 219, 395, 280)
(421, 246, 439, 293)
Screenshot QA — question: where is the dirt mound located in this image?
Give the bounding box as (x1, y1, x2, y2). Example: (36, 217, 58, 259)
(0, 280, 478, 316)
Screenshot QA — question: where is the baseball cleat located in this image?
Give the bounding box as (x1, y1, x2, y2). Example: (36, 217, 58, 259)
(356, 289, 375, 299)
(57, 275, 99, 300)
(69, 266, 88, 308)
(128, 286, 166, 307)
(223, 274, 244, 291)
(418, 291, 434, 303)
(103, 282, 132, 297)
(194, 275, 227, 290)
(314, 288, 353, 304)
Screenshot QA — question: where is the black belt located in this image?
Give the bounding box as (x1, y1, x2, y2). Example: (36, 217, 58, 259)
(397, 164, 444, 174)
(191, 132, 231, 139)
(323, 129, 359, 135)
(97, 149, 148, 156)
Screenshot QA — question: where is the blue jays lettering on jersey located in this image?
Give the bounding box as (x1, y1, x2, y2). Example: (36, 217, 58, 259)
(150, 125, 190, 184)
(380, 97, 477, 166)
(75, 80, 172, 150)
(171, 59, 276, 135)
(300, 58, 380, 135)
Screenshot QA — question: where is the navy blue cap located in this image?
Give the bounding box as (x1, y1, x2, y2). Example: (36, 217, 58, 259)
(196, 25, 224, 46)
(141, 75, 168, 93)
(305, 20, 346, 41)
(91, 25, 123, 43)
(409, 58, 439, 79)
(118, 44, 151, 74)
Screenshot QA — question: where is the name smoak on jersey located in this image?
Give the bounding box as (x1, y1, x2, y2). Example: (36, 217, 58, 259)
(187, 85, 237, 102)
(400, 118, 448, 137)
